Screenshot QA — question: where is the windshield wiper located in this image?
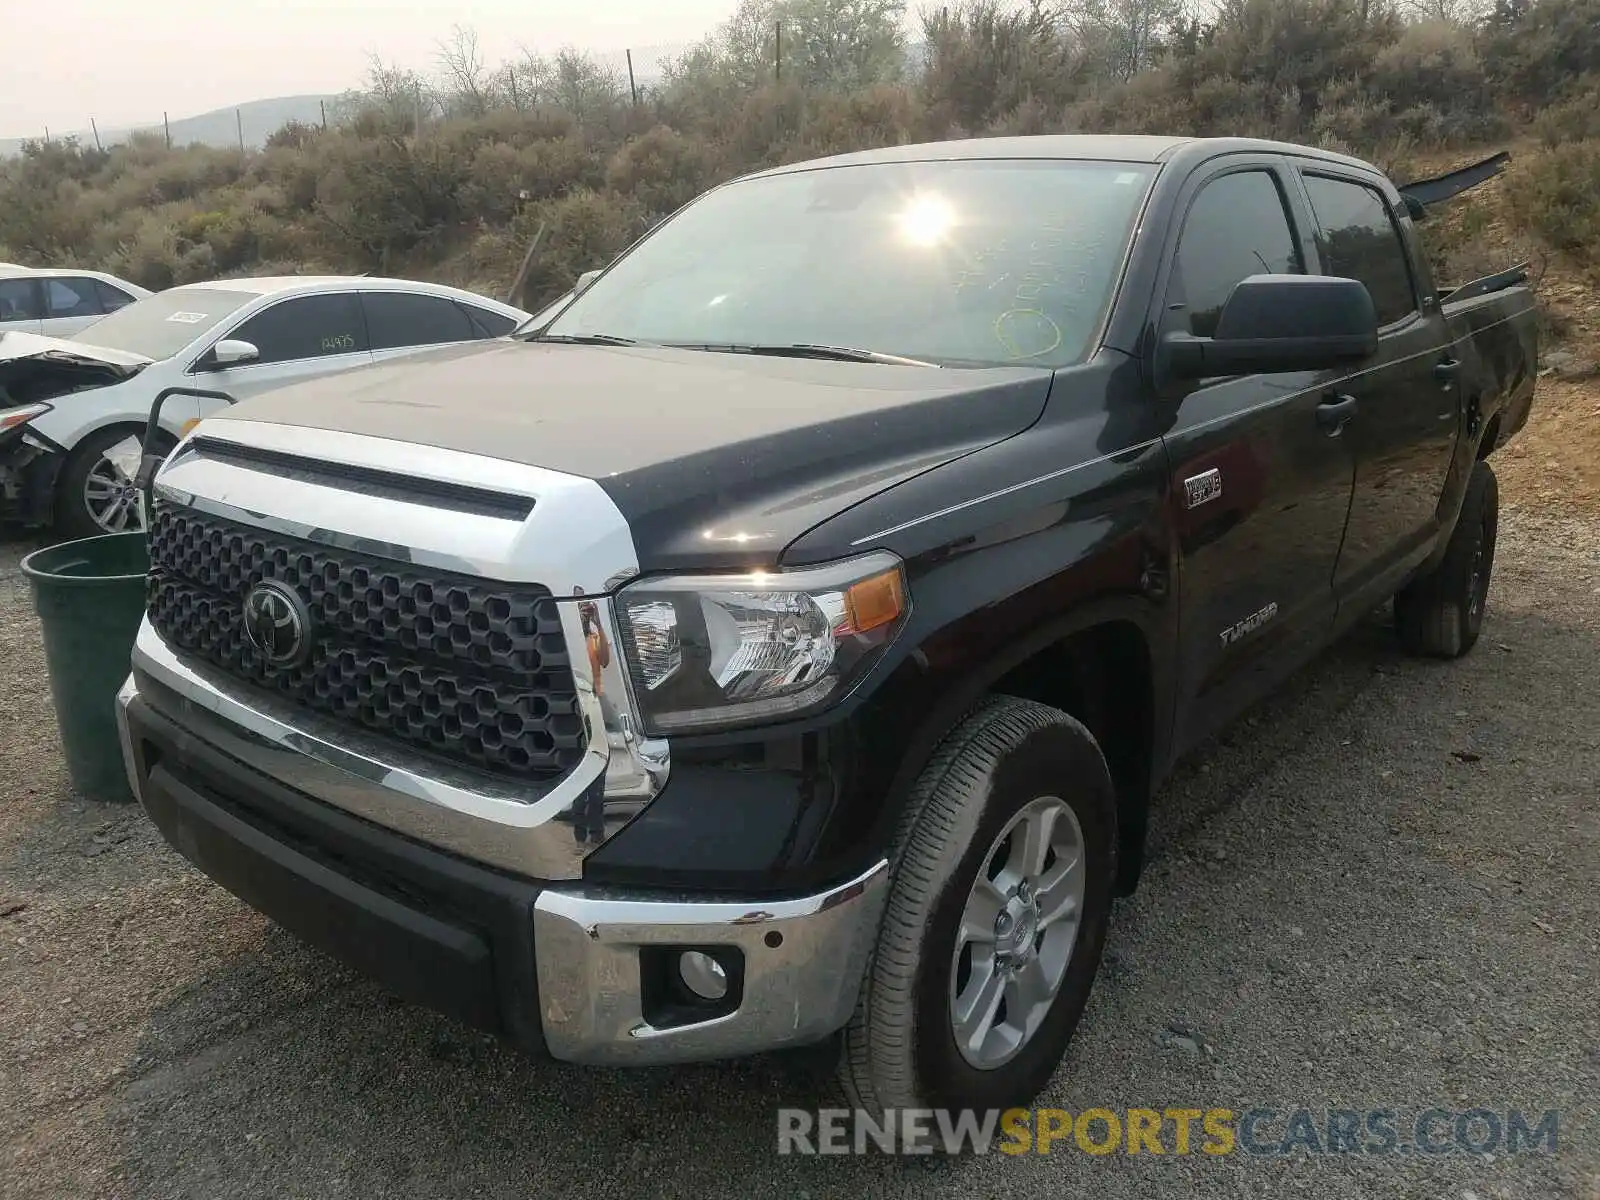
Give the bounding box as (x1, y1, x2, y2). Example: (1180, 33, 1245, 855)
(672, 342, 941, 367)
(526, 332, 641, 346)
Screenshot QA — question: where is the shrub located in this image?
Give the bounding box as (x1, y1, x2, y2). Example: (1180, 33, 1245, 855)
(917, 1, 1082, 133)
(605, 126, 721, 218)
(509, 188, 647, 308)
(1507, 140, 1600, 267)
(1531, 77, 1600, 146)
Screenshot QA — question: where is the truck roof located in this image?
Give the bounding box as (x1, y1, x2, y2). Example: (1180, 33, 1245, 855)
(749, 134, 1379, 177)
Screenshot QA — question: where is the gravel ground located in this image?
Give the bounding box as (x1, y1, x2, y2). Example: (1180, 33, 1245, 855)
(0, 502, 1596, 1200)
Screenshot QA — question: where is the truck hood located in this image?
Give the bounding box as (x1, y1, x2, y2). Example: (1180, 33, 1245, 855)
(204, 339, 1055, 571)
(0, 330, 152, 406)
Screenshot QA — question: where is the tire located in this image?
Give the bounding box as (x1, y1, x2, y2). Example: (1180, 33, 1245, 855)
(1394, 460, 1499, 658)
(837, 694, 1117, 1120)
(53, 425, 174, 541)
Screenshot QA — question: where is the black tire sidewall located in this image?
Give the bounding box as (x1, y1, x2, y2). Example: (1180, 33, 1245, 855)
(910, 719, 1117, 1111)
(1461, 466, 1498, 645)
(1395, 460, 1499, 657)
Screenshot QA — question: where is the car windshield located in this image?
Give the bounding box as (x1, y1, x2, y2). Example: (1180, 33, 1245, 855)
(69, 287, 256, 360)
(540, 158, 1156, 368)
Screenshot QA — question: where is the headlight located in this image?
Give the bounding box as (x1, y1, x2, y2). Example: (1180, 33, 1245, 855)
(615, 551, 909, 735)
(0, 402, 52, 433)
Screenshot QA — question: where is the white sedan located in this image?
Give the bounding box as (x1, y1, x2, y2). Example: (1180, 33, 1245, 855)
(0, 275, 530, 538)
(0, 264, 152, 337)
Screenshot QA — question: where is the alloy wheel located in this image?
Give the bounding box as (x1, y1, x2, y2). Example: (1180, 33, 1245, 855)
(948, 795, 1087, 1070)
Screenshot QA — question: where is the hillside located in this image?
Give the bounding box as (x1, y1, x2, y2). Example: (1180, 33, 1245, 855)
(0, 96, 340, 158)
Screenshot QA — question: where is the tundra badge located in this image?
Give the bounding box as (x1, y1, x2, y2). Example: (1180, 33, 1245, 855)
(1220, 601, 1279, 647)
(1183, 468, 1223, 509)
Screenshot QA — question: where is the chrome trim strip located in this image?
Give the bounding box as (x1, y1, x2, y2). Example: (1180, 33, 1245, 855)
(126, 599, 669, 878)
(155, 420, 640, 593)
(114, 673, 143, 805)
(533, 859, 890, 1064)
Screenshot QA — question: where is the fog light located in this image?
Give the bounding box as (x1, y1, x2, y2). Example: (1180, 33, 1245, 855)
(677, 950, 728, 1001)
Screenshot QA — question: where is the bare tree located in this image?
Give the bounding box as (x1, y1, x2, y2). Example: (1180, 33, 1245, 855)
(529, 48, 625, 127)
(336, 53, 440, 132)
(1396, 0, 1490, 21)
(1056, 0, 1192, 82)
(436, 24, 495, 117)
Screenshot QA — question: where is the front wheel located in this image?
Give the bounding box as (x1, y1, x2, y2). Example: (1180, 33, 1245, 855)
(53, 425, 174, 541)
(837, 695, 1117, 1117)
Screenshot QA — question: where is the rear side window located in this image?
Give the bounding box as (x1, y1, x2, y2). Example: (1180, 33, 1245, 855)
(0, 279, 41, 323)
(362, 291, 475, 350)
(458, 302, 516, 337)
(95, 280, 137, 312)
(45, 277, 103, 318)
(1172, 170, 1304, 338)
(230, 293, 367, 364)
(1302, 175, 1417, 326)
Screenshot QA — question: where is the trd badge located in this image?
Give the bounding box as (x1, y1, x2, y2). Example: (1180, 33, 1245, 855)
(1183, 468, 1223, 509)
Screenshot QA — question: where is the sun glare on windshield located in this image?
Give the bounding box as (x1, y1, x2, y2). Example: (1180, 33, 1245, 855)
(897, 194, 956, 247)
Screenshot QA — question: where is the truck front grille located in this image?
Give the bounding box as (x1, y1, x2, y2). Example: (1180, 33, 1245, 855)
(145, 503, 586, 782)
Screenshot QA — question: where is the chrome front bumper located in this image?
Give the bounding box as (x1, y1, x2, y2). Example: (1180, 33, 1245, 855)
(116, 644, 890, 1065)
(533, 860, 888, 1064)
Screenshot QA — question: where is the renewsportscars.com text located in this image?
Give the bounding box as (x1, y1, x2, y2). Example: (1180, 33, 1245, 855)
(776, 1106, 1560, 1157)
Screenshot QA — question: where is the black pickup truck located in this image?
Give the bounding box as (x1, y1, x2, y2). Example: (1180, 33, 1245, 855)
(116, 134, 1536, 1114)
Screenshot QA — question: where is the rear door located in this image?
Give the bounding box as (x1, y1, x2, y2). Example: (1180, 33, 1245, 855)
(1155, 157, 1359, 753)
(206, 292, 373, 400)
(1290, 168, 1459, 612)
(39, 276, 106, 336)
(0, 278, 43, 334)
(360, 290, 483, 366)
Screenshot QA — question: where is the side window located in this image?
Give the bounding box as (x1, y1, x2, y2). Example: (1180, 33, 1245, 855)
(95, 281, 137, 312)
(45, 277, 103, 318)
(1172, 170, 1304, 338)
(457, 302, 516, 338)
(1301, 174, 1417, 326)
(361, 291, 475, 350)
(229, 293, 367, 365)
(0, 279, 41, 323)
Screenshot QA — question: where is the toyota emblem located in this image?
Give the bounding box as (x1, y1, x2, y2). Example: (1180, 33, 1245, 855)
(242, 580, 312, 666)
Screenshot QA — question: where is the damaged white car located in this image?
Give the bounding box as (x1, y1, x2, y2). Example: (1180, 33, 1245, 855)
(0, 276, 531, 539)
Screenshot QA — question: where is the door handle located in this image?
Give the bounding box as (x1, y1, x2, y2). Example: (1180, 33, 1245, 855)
(1316, 393, 1358, 434)
(1433, 358, 1460, 386)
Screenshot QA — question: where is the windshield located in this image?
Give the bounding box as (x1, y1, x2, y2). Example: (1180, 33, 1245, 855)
(541, 158, 1156, 368)
(69, 287, 256, 360)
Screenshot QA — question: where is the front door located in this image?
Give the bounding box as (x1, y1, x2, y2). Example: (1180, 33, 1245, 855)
(1292, 170, 1461, 610)
(1155, 160, 1359, 755)
(202, 292, 374, 403)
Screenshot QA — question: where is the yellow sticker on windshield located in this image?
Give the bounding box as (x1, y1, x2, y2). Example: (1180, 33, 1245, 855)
(994, 309, 1063, 360)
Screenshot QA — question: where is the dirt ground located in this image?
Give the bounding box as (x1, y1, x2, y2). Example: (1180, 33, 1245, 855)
(1, 385, 1597, 1197)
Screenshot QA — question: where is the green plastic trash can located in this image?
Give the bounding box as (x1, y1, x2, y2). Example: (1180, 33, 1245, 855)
(20, 531, 149, 803)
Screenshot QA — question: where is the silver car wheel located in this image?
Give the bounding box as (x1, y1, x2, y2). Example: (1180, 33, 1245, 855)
(83, 454, 146, 533)
(948, 795, 1086, 1070)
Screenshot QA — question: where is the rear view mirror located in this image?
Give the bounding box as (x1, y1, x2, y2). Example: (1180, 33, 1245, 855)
(573, 269, 602, 297)
(206, 339, 259, 369)
(1164, 275, 1378, 378)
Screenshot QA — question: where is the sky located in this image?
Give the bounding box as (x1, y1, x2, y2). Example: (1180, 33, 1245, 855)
(3, 0, 741, 137)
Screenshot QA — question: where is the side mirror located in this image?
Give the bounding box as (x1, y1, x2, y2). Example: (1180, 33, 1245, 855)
(204, 339, 260, 369)
(573, 269, 602, 297)
(1164, 275, 1378, 379)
